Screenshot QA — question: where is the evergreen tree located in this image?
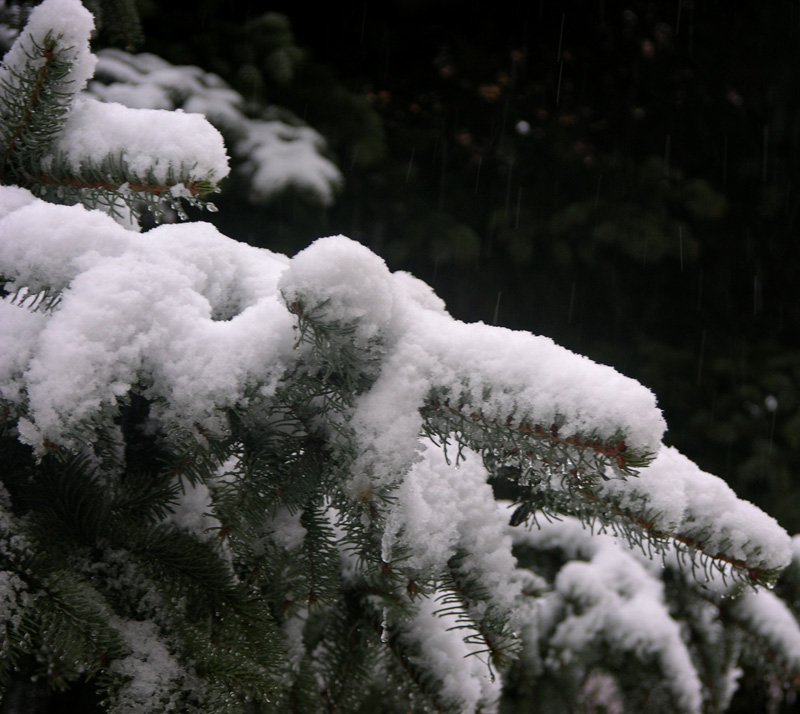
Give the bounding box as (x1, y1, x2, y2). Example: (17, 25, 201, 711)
(1, 2, 800, 712)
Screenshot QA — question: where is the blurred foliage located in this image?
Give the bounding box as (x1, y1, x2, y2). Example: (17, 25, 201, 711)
(137, 1, 386, 175)
(0, 0, 142, 48)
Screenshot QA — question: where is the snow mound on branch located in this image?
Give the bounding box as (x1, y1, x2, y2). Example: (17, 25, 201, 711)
(49, 94, 230, 186)
(0, 198, 135, 292)
(279, 234, 396, 342)
(597, 445, 791, 573)
(731, 589, 800, 672)
(401, 594, 502, 712)
(0, 192, 294, 451)
(111, 618, 201, 711)
(279, 235, 666, 492)
(162, 479, 220, 541)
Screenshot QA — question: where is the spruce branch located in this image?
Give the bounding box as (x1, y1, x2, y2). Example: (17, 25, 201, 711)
(297, 503, 343, 608)
(19, 148, 222, 219)
(512, 479, 781, 588)
(314, 594, 384, 714)
(422, 388, 779, 587)
(439, 553, 520, 670)
(286, 297, 383, 397)
(359, 596, 457, 714)
(421, 396, 649, 483)
(422, 396, 646, 475)
(0, 30, 75, 176)
(584, 480, 782, 587)
(0, 550, 126, 691)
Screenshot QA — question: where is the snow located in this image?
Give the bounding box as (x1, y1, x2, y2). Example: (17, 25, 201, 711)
(267, 507, 308, 551)
(0, 4, 229, 229)
(0, 198, 134, 293)
(387, 443, 520, 616)
(0, 570, 28, 632)
(88, 48, 342, 206)
(0, 186, 36, 220)
(111, 618, 200, 713)
(400, 593, 502, 712)
(509, 514, 703, 713)
(282, 609, 308, 672)
(0, 300, 47, 404)
(161, 479, 219, 540)
(730, 589, 800, 671)
(597, 445, 791, 573)
(0, 0, 96, 93)
(579, 672, 624, 714)
(48, 95, 230, 187)
(279, 235, 397, 344)
(504, 509, 800, 710)
(414, 314, 666, 453)
(0, 193, 294, 450)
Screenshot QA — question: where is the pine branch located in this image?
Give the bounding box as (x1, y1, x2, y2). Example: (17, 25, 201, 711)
(419, 390, 772, 585)
(23, 159, 218, 197)
(0, 550, 127, 691)
(360, 597, 457, 714)
(0, 1, 227, 226)
(516, 482, 780, 588)
(0, 30, 75, 175)
(286, 297, 382, 398)
(314, 594, 383, 714)
(440, 552, 520, 669)
(18, 148, 222, 219)
(422, 396, 647, 476)
(297, 504, 343, 608)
